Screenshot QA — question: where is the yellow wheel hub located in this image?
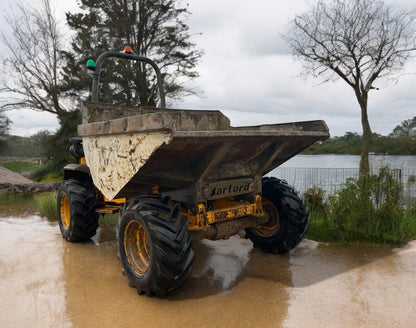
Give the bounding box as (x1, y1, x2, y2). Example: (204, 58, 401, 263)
(60, 194, 71, 230)
(254, 199, 280, 237)
(124, 220, 151, 276)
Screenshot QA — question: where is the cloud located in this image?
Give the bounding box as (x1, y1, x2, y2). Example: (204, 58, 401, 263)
(180, 0, 416, 136)
(7, 109, 59, 137)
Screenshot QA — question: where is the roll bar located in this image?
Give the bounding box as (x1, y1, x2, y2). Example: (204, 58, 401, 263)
(91, 51, 166, 109)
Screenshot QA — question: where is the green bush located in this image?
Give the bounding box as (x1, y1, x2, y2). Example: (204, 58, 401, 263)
(306, 166, 416, 244)
(304, 185, 326, 210)
(30, 164, 63, 182)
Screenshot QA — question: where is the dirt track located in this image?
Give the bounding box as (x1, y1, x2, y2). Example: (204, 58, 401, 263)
(0, 166, 59, 193)
(0, 166, 33, 184)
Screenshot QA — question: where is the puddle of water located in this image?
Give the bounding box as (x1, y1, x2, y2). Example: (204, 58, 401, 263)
(62, 233, 291, 327)
(0, 213, 290, 327)
(0, 215, 71, 328)
(284, 240, 416, 327)
(2, 213, 416, 327)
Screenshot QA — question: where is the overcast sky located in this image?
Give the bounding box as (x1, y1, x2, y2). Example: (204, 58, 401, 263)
(1, 0, 416, 137)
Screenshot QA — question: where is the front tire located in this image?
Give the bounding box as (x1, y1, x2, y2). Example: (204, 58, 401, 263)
(246, 177, 309, 253)
(57, 179, 99, 242)
(118, 196, 194, 296)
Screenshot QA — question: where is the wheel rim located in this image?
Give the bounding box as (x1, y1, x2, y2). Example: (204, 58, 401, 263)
(60, 194, 71, 230)
(254, 199, 280, 237)
(124, 220, 151, 276)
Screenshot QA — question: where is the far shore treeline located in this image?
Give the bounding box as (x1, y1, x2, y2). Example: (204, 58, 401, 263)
(304, 132, 416, 155)
(303, 116, 416, 155)
(1, 130, 415, 158)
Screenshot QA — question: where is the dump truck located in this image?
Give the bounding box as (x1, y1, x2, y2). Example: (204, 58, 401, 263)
(57, 48, 330, 296)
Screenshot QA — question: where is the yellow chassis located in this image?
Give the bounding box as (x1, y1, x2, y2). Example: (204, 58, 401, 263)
(185, 194, 264, 231)
(96, 194, 264, 232)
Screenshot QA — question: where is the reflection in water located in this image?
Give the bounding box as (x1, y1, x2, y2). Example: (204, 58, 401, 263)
(284, 240, 416, 327)
(62, 233, 291, 327)
(184, 238, 253, 291)
(0, 216, 71, 328)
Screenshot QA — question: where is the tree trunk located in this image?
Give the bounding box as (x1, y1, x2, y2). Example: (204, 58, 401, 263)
(359, 93, 372, 177)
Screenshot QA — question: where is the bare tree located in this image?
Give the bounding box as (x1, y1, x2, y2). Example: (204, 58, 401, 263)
(0, 0, 69, 121)
(284, 0, 416, 176)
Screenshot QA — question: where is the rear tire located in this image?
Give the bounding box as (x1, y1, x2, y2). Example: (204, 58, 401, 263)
(246, 177, 309, 253)
(57, 179, 99, 242)
(118, 196, 194, 296)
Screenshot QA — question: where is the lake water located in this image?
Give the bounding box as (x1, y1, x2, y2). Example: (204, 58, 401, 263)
(268, 154, 416, 195)
(278, 154, 416, 170)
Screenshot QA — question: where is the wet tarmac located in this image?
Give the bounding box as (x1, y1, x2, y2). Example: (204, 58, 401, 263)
(1, 214, 415, 327)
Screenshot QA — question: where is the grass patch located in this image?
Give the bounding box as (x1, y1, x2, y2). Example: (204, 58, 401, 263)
(0, 161, 42, 173)
(1, 190, 121, 228)
(34, 193, 57, 221)
(305, 166, 416, 244)
(0, 191, 58, 220)
(99, 213, 119, 227)
(0, 192, 34, 206)
(0, 192, 37, 215)
(33, 195, 120, 225)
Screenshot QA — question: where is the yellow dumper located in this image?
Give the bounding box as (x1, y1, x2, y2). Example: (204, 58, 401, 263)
(57, 50, 329, 296)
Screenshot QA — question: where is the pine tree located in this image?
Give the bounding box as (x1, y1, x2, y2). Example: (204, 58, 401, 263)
(63, 0, 203, 106)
